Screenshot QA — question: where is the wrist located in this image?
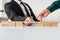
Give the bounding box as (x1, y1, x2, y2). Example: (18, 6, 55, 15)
(46, 9, 50, 14)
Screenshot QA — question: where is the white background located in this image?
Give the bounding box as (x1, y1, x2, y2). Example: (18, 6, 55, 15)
(0, 26, 60, 40)
(0, 0, 60, 40)
(1, 0, 60, 22)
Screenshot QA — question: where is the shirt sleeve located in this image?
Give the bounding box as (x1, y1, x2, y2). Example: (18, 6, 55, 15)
(47, 1, 60, 12)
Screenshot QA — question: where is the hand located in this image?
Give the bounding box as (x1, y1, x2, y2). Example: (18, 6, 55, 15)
(37, 9, 50, 22)
(24, 17, 33, 26)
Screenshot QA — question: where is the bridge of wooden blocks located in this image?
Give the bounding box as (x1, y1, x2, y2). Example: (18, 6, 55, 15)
(36, 22, 58, 26)
(0, 21, 58, 27)
(1, 21, 23, 27)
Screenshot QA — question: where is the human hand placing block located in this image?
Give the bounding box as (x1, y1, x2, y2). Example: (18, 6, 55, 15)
(24, 17, 33, 26)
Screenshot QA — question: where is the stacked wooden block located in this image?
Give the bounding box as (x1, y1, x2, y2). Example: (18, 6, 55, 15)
(1, 21, 58, 27)
(1, 21, 23, 27)
(0, 23, 1, 26)
(36, 22, 58, 26)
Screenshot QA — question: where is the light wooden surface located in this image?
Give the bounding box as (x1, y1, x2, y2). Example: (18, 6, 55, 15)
(51, 22, 58, 26)
(36, 22, 58, 27)
(1, 21, 23, 27)
(1, 21, 9, 26)
(0, 21, 58, 27)
(16, 21, 23, 27)
(8, 22, 15, 26)
(36, 22, 44, 26)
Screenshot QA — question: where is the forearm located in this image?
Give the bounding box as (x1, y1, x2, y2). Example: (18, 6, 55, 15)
(47, 1, 60, 12)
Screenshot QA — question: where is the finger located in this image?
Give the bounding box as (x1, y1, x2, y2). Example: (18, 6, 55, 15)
(40, 16, 42, 22)
(44, 13, 48, 18)
(36, 15, 40, 18)
(36, 14, 41, 18)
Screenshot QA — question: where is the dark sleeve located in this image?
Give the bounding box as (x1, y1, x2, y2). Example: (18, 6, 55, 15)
(4, 3, 26, 21)
(47, 1, 60, 12)
(24, 3, 39, 21)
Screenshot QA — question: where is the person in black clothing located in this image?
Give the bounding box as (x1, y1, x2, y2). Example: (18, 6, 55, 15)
(4, 0, 39, 25)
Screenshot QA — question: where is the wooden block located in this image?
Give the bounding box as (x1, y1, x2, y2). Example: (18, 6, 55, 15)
(51, 22, 58, 26)
(0, 23, 1, 26)
(16, 21, 23, 26)
(44, 22, 51, 26)
(1, 21, 9, 26)
(36, 22, 44, 26)
(8, 22, 15, 26)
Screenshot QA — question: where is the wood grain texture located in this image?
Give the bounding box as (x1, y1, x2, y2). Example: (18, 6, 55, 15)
(36, 22, 44, 26)
(36, 22, 58, 26)
(1, 21, 58, 27)
(51, 22, 58, 26)
(16, 21, 23, 26)
(44, 22, 51, 26)
(8, 22, 15, 26)
(1, 21, 9, 26)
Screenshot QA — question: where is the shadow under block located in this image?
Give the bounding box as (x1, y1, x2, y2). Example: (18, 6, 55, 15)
(16, 21, 23, 26)
(36, 22, 44, 26)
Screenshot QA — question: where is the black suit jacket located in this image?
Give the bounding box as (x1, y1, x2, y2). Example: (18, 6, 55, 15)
(4, 0, 39, 21)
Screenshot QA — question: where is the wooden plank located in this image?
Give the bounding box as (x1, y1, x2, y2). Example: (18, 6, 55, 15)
(1, 21, 58, 27)
(51, 22, 58, 26)
(8, 21, 15, 26)
(16, 21, 23, 27)
(0, 23, 1, 26)
(1, 21, 9, 26)
(36, 22, 44, 26)
(36, 22, 58, 27)
(44, 22, 51, 26)
(1, 21, 15, 26)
